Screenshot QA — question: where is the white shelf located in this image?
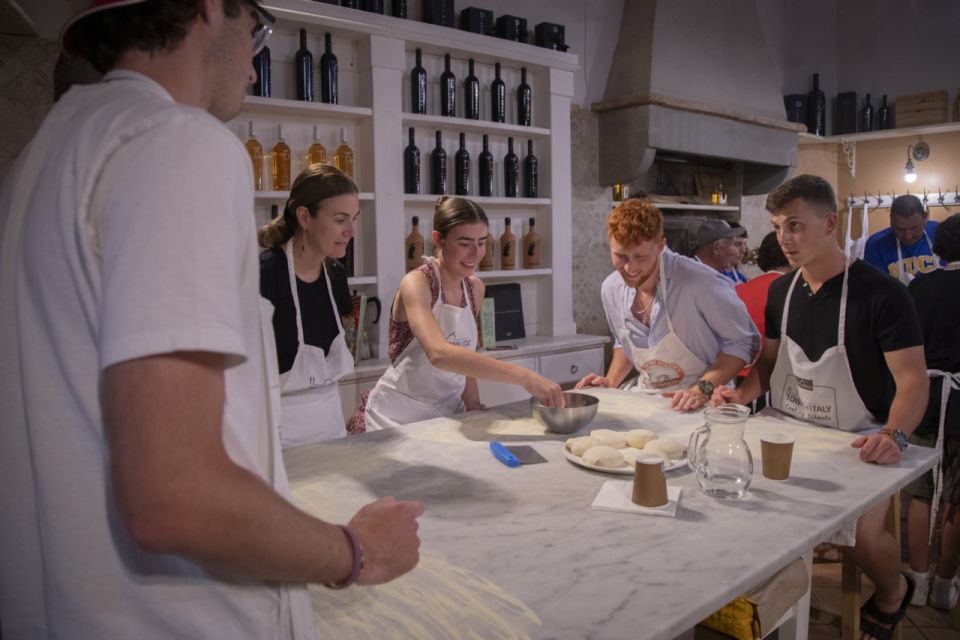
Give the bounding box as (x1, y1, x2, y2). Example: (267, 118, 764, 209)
(477, 268, 552, 279)
(347, 276, 377, 286)
(404, 194, 550, 206)
(648, 202, 740, 212)
(241, 95, 372, 120)
(797, 122, 960, 145)
(402, 113, 550, 138)
(255, 191, 374, 201)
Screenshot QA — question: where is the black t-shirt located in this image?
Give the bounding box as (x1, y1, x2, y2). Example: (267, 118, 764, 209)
(764, 259, 924, 424)
(259, 247, 353, 374)
(908, 269, 960, 437)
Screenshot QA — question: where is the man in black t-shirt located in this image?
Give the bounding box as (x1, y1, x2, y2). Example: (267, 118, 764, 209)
(713, 175, 930, 640)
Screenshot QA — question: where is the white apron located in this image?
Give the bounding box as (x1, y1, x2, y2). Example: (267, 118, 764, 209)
(769, 262, 880, 432)
(844, 201, 868, 260)
(364, 261, 477, 429)
(279, 240, 353, 447)
(926, 368, 960, 543)
(621, 255, 710, 393)
(895, 229, 936, 285)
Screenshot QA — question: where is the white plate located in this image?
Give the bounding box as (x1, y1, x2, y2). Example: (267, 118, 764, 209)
(562, 448, 687, 475)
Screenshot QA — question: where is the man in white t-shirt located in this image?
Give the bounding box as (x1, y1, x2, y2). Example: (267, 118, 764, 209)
(0, 1, 423, 638)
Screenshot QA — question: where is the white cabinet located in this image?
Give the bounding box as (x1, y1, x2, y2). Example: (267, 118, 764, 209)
(476, 356, 539, 406)
(538, 349, 604, 385)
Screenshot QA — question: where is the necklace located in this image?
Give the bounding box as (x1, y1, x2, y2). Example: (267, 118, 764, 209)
(632, 290, 654, 321)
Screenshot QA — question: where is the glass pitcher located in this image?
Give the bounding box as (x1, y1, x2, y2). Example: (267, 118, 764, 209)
(687, 404, 753, 498)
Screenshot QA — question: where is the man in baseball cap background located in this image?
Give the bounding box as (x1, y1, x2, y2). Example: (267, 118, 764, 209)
(694, 218, 747, 284)
(0, 1, 422, 638)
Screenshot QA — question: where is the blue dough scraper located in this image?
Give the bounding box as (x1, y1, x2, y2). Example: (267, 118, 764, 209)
(490, 442, 547, 467)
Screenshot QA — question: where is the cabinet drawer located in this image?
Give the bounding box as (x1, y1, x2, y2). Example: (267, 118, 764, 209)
(538, 349, 603, 385)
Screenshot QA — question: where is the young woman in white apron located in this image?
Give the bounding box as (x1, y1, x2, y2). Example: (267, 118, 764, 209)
(258, 165, 358, 447)
(350, 197, 563, 432)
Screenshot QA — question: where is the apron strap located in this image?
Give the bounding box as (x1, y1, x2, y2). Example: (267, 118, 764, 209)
(780, 260, 850, 347)
(286, 241, 345, 342)
(779, 269, 804, 335)
(926, 369, 960, 544)
(657, 251, 676, 335)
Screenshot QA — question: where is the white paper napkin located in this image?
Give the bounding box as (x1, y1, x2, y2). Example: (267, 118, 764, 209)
(591, 480, 681, 517)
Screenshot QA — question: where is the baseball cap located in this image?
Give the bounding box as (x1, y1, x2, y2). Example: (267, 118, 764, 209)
(60, 0, 276, 56)
(695, 219, 745, 249)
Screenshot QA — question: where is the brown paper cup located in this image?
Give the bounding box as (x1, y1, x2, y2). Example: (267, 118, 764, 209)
(761, 434, 795, 481)
(632, 457, 669, 507)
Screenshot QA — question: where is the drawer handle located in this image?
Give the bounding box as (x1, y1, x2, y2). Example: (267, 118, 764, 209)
(570, 364, 578, 375)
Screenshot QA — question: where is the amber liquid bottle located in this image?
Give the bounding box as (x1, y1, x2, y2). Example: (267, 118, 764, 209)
(333, 127, 354, 178)
(479, 231, 495, 270)
(272, 123, 291, 191)
(522, 217, 539, 268)
(245, 121, 264, 191)
(308, 125, 327, 166)
(500, 217, 516, 269)
(405, 216, 425, 272)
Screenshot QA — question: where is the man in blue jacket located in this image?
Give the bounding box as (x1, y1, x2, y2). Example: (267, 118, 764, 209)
(863, 194, 941, 285)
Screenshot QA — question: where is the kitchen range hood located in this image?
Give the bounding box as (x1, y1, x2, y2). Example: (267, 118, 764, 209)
(592, 0, 805, 195)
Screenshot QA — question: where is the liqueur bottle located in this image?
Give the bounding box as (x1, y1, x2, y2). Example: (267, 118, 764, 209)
(491, 62, 506, 123)
(431, 130, 447, 195)
(245, 121, 264, 191)
(878, 94, 892, 130)
(464, 58, 480, 120)
(295, 29, 313, 102)
(319, 32, 338, 104)
(405, 216, 425, 272)
(516, 67, 532, 126)
(500, 217, 516, 269)
(503, 136, 519, 197)
(308, 125, 327, 165)
(333, 128, 354, 178)
(522, 217, 539, 268)
(806, 72, 825, 136)
(479, 231, 495, 270)
(860, 94, 874, 132)
(478, 134, 494, 197)
(252, 44, 270, 97)
(440, 53, 456, 117)
(403, 127, 420, 194)
(454, 132, 470, 196)
(411, 48, 427, 114)
(272, 124, 291, 190)
(523, 139, 537, 198)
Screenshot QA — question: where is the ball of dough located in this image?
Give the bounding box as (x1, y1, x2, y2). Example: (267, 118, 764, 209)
(590, 429, 627, 449)
(626, 428, 657, 449)
(582, 445, 627, 468)
(565, 435, 600, 457)
(621, 447, 649, 468)
(643, 438, 686, 461)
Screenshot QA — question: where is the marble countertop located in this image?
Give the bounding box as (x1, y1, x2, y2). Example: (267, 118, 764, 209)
(284, 389, 939, 639)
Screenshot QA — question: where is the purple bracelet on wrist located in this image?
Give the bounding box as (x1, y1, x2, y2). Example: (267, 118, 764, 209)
(325, 525, 364, 589)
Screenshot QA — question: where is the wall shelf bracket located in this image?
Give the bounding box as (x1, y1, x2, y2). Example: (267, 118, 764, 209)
(840, 139, 856, 177)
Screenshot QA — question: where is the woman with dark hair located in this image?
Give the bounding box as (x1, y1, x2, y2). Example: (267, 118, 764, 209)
(259, 164, 358, 446)
(905, 213, 960, 610)
(350, 196, 562, 432)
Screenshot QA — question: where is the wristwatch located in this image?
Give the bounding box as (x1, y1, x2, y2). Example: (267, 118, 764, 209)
(881, 429, 909, 452)
(697, 379, 715, 397)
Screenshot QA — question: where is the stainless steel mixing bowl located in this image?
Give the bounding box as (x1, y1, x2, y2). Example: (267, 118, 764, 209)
(530, 392, 600, 434)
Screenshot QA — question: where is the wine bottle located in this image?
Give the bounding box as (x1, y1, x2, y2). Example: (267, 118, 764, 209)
(806, 72, 825, 136)
(252, 45, 271, 97)
(333, 128, 354, 178)
(361, 0, 383, 12)
(523, 139, 537, 198)
(860, 93, 874, 132)
(517, 67, 532, 126)
(295, 29, 313, 102)
(479, 232, 495, 270)
(411, 48, 427, 114)
(440, 53, 456, 117)
(454, 133, 470, 195)
(464, 59, 480, 120)
(320, 32, 338, 105)
(478, 135, 494, 197)
(431, 130, 447, 195)
(245, 121, 264, 191)
(308, 125, 327, 166)
(392, 0, 407, 18)
(272, 124, 291, 190)
(878, 94, 892, 130)
(403, 127, 420, 194)
(270, 204, 279, 219)
(500, 217, 516, 269)
(340, 239, 355, 278)
(340, 0, 357, 7)
(503, 136, 519, 197)
(522, 217, 539, 268)
(491, 62, 506, 123)
(405, 216, 425, 272)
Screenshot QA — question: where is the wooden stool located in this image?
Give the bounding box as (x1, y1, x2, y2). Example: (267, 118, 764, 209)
(840, 493, 902, 640)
